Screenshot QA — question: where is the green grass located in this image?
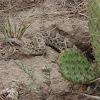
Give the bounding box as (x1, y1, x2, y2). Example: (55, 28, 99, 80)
(0, 14, 30, 41)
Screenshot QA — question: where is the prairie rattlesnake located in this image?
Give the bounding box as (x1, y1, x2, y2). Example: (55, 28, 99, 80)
(6, 24, 78, 55)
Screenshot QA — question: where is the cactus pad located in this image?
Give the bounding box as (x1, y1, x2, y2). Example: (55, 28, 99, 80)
(88, 0, 100, 71)
(58, 49, 99, 84)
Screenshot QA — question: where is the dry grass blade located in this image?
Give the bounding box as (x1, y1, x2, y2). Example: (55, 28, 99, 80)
(83, 94, 100, 100)
(18, 24, 30, 40)
(0, 24, 6, 38)
(17, 20, 24, 39)
(7, 16, 12, 37)
(14, 24, 17, 37)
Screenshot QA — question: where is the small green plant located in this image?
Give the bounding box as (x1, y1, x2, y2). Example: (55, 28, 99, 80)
(14, 61, 35, 89)
(42, 66, 51, 86)
(0, 14, 29, 43)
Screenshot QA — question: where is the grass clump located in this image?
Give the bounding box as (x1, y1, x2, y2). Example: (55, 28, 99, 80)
(0, 14, 30, 44)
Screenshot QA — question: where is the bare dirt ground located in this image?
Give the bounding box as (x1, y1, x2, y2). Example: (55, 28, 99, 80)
(0, 0, 100, 100)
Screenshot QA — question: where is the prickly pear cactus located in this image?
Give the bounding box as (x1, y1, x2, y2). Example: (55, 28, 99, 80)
(88, 0, 100, 71)
(57, 0, 100, 84)
(58, 49, 99, 84)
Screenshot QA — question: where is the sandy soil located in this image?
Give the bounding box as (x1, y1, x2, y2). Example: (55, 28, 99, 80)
(0, 0, 100, 100)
